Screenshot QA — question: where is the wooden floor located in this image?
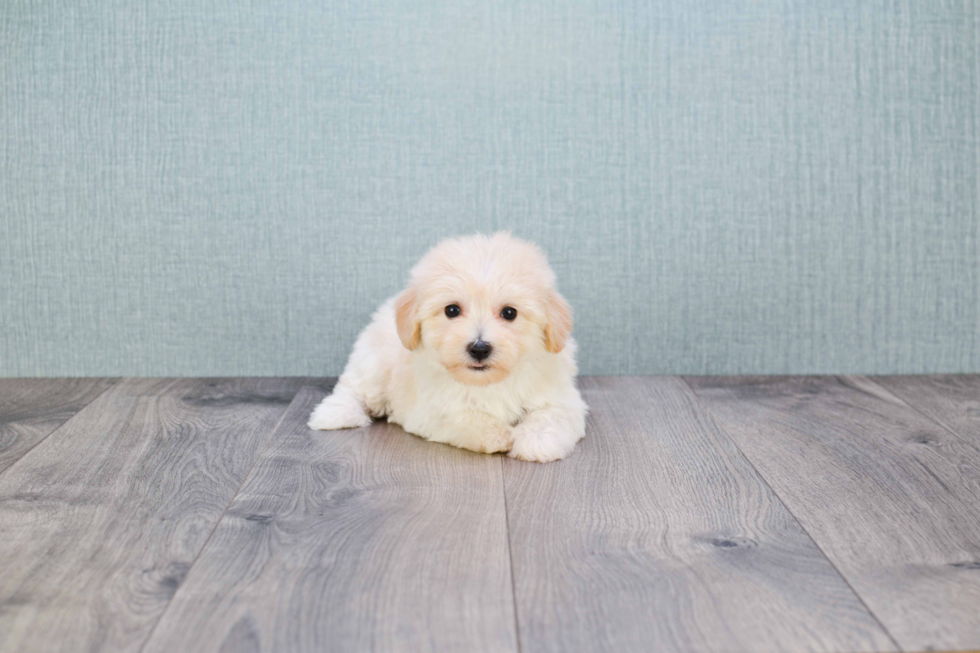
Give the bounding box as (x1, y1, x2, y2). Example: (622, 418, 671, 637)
(1, 377, 979, 653)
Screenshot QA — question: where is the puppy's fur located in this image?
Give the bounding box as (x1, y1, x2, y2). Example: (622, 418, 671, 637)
(308, 232, 587, 462)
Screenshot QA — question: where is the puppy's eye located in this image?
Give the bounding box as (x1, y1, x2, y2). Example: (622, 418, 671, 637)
(500, 306, 517, 321)
(445, 304, 461, 318)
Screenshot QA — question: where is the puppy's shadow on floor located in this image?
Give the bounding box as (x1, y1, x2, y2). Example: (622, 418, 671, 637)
(366, 418, 514, 462)
(302, 409, 507, 472)
(299, 386, 538, 470)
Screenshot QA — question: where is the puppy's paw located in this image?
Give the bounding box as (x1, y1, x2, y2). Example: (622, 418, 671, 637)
(307, 395, 371, 430)
(508, 425, 576, 463)
(478, 424, 515, 454)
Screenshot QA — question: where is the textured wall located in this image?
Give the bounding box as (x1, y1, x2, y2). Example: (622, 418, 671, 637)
(1, 0, 978, 376)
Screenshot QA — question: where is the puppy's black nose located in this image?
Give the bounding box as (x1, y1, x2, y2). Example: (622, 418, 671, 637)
(467, 340, 493, 361)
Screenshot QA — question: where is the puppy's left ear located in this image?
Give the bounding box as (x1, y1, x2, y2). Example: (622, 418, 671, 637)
(543, 288, 573, 353)
(395, 287, 422, 350)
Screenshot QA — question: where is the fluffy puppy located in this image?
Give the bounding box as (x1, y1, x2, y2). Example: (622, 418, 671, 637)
(308, 232, 588, 462)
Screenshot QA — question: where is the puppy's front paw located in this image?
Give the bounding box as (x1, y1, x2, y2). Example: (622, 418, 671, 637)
(308, 395, 371, 430)
(508, 425, 576, 463)
(478, 424, 515, 454)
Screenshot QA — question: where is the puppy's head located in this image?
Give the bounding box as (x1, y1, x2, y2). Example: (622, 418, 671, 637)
(395, 232, 572, 386)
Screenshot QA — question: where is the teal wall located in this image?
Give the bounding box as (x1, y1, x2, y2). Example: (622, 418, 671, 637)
(2, 1, 978, 376)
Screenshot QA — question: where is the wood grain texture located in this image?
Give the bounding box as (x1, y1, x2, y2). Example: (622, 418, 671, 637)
(142, 385, 518, 653)
(502, 376, 895, 653)
(874, 375, 980, 443)
(686, 375, 980, 652)
(0, 378, 117, 474)
(0, 377, 307, 653)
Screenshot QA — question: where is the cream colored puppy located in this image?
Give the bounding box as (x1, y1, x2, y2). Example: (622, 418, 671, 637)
(307, 232, 587, 462)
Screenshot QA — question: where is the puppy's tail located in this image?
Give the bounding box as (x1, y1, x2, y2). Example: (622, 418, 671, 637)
(308, 382, 372, 430)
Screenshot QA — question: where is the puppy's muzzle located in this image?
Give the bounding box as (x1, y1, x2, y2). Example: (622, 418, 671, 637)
(467, 340, 493, 362)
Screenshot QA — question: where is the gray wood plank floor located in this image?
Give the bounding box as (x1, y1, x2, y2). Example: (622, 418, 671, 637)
(0, 378, 117, 474)
(875, 375, 980, 444)
(502, 377, 894, 653)
(1, 375, 979, 653)
(143, 385, 517, 653)
(685, 375, 980, 653)
(0, 378, 309, 653)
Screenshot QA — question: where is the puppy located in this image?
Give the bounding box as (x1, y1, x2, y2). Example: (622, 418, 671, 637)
(308, 232, 588, 462)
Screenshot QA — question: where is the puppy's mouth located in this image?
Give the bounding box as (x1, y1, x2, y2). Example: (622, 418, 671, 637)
(467, 363, 492, 371)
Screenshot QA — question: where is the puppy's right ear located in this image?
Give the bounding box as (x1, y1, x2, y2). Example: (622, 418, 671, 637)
(395, 288, 422, 350)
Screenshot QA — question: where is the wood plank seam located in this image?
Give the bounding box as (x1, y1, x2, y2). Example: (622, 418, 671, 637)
(0, 378, 120, 481)
(500, 456, 524, 653)
(135, 384, 303, 653)
(678, 376, 905, 653)
(862, 376, 980, 450)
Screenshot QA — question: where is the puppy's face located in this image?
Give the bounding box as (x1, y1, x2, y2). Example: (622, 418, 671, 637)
(395, 233, 572, 386)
